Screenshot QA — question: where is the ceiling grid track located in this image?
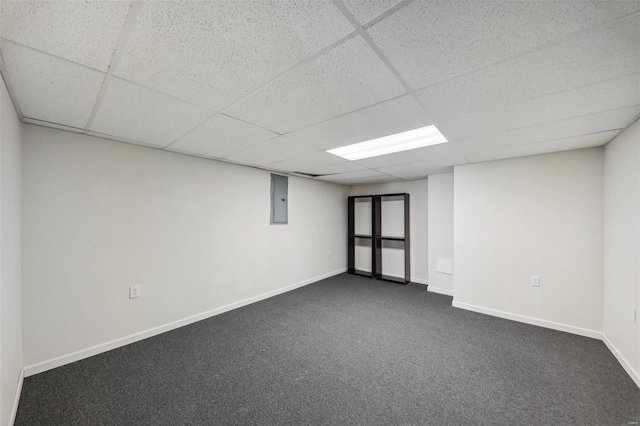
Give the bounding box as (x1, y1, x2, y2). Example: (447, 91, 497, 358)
(83, 1, 143, 135)
(332, 0, 472, 164)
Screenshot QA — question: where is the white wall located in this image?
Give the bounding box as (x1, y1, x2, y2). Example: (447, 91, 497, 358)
(349, 180, 428, 284)
(0, 75, 23, 425)
(427, 173, 454, 295)
(22, 125, 348, 370)
(453, 148, 604, 336)
(604, 119, 640, 385)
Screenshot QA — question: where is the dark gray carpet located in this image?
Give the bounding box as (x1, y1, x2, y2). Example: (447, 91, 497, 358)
(16, 273, 640, 425)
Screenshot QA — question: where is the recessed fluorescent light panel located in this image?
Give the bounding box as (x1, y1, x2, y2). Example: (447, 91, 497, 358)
(327, 125, 448, 161)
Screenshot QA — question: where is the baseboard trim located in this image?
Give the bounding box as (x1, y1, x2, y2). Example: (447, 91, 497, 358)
(602, 333, 640, 389)
(9, 368, 24, 426)
(427, 286, 453, 296)
(410, 277, 428, 285)
(451, 300, 602, 339)
(24, 268, 346, 377)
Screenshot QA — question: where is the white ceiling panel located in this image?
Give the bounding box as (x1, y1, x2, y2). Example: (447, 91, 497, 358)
(466, 130, 621, 163)
(267, 150, 347, 172)
(303, 162, 368, 175)
(345, 175, 403, 185)
(1, 1, 131, 72)
(438, 73, 640, 141)
(342, 0, 404, 25)
(90, 77, 213, 148)
(455, 107, 639, 154)
(0, 41, 104, 129)
(225, 136, 317, 166)
(375, 155, 469, 175)
(368, 1, 640, 89)
(224, 35, 406, 134)
(353, 142, 464, 169)
(115, 1, 353, 111)
(392, 167, 454, 180)
(417, 15, 640, 120)
(317, 169, 386, 182)
(167, 114, 278, 159)
(283, 94, 430, 150)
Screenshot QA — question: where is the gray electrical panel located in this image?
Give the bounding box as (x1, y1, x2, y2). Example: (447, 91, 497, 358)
(270, 174, 288, 224)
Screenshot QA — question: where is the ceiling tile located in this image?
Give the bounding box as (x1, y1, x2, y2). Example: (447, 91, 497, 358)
(345, 175, 403, 185)
(303, 162, 368, 175)
(368, 1, 640, 89)
(115, 1, 353, 111)
(90, 77, 214, 148)
(224, 136, 317, 166)
(317, 169, 386, 182)
(0, 41, 104, 129)
(342, 0, 404, 24)
(417, 15, 640, 120)
(224, 35, 406, 134)
(266, 150, 346, 172)
(466, 130, 621, 163)
(283, 94, 430, 150)
(438, 73, 640, 141)
(375, 155, 469, 175)
(167, 114, 278, 159)
(455, 106, 639, 154)
(353, 142, 463, 169)
(1, 1, 131, 72)
(392, 167, 454, 180)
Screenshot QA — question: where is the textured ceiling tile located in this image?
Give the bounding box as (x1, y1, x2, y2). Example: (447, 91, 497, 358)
(345, 175, 403, 185)
(283, 94, 430, 150)
(1, 1, 131, 72)
(168, 114, 278, 159)
(303, 162, 368, 175)
(438, 73, 640, 141)
(317, 169, 386, 182)
(368, 1, 640, 89)
(465, 131, 621, 163)
(266, 150, 346, 171)
(224, 136, 317, 166)
(224, 35, 406, 134)
(342, 0, 404, 24)
(115, 1, 353, 111)
(417, 15, 640, 120)
(90, 78, 213, 147)
(392, 167, 454, 180)
(1, 41, 104, 129)
(353, 142, 463, 169)
(456, 106, 639, 153)
(375, 155, 469, 175)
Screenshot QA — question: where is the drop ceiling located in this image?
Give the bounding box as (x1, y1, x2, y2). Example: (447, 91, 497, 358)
(1, 0, 638, 185)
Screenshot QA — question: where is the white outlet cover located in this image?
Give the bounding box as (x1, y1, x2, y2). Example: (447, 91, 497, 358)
(531, 276, 540, 287)
(129, 285, 141, 299)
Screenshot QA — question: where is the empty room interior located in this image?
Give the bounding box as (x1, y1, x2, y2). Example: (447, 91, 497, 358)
(1, 0, 640, 424)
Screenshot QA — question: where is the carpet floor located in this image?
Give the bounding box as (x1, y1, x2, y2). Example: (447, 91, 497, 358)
(16, 273, 640, 425)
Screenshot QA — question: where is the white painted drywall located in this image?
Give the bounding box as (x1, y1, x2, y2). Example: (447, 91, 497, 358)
(348, 180, 428, 284)
(22, 125, 348, 368)
(0, 75, 23, 426)
(604, 119, 640, 378)
(427, 173, 454, 295)
(454, 148, 604, 333)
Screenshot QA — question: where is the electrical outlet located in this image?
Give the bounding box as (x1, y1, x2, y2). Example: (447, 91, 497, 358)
(530, 276, 540, 287)
(129, 285, 141, 299)
(327, 250, 332, 257)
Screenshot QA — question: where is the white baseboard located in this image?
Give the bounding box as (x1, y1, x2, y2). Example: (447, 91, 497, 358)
(410, 277, 428, 285)
(9, 368, 24, 426)
(451, 300, 602, 339)
(427, 286, 453, 297)
(602, 333, 640, 389)
(24, 268, 346, 377)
